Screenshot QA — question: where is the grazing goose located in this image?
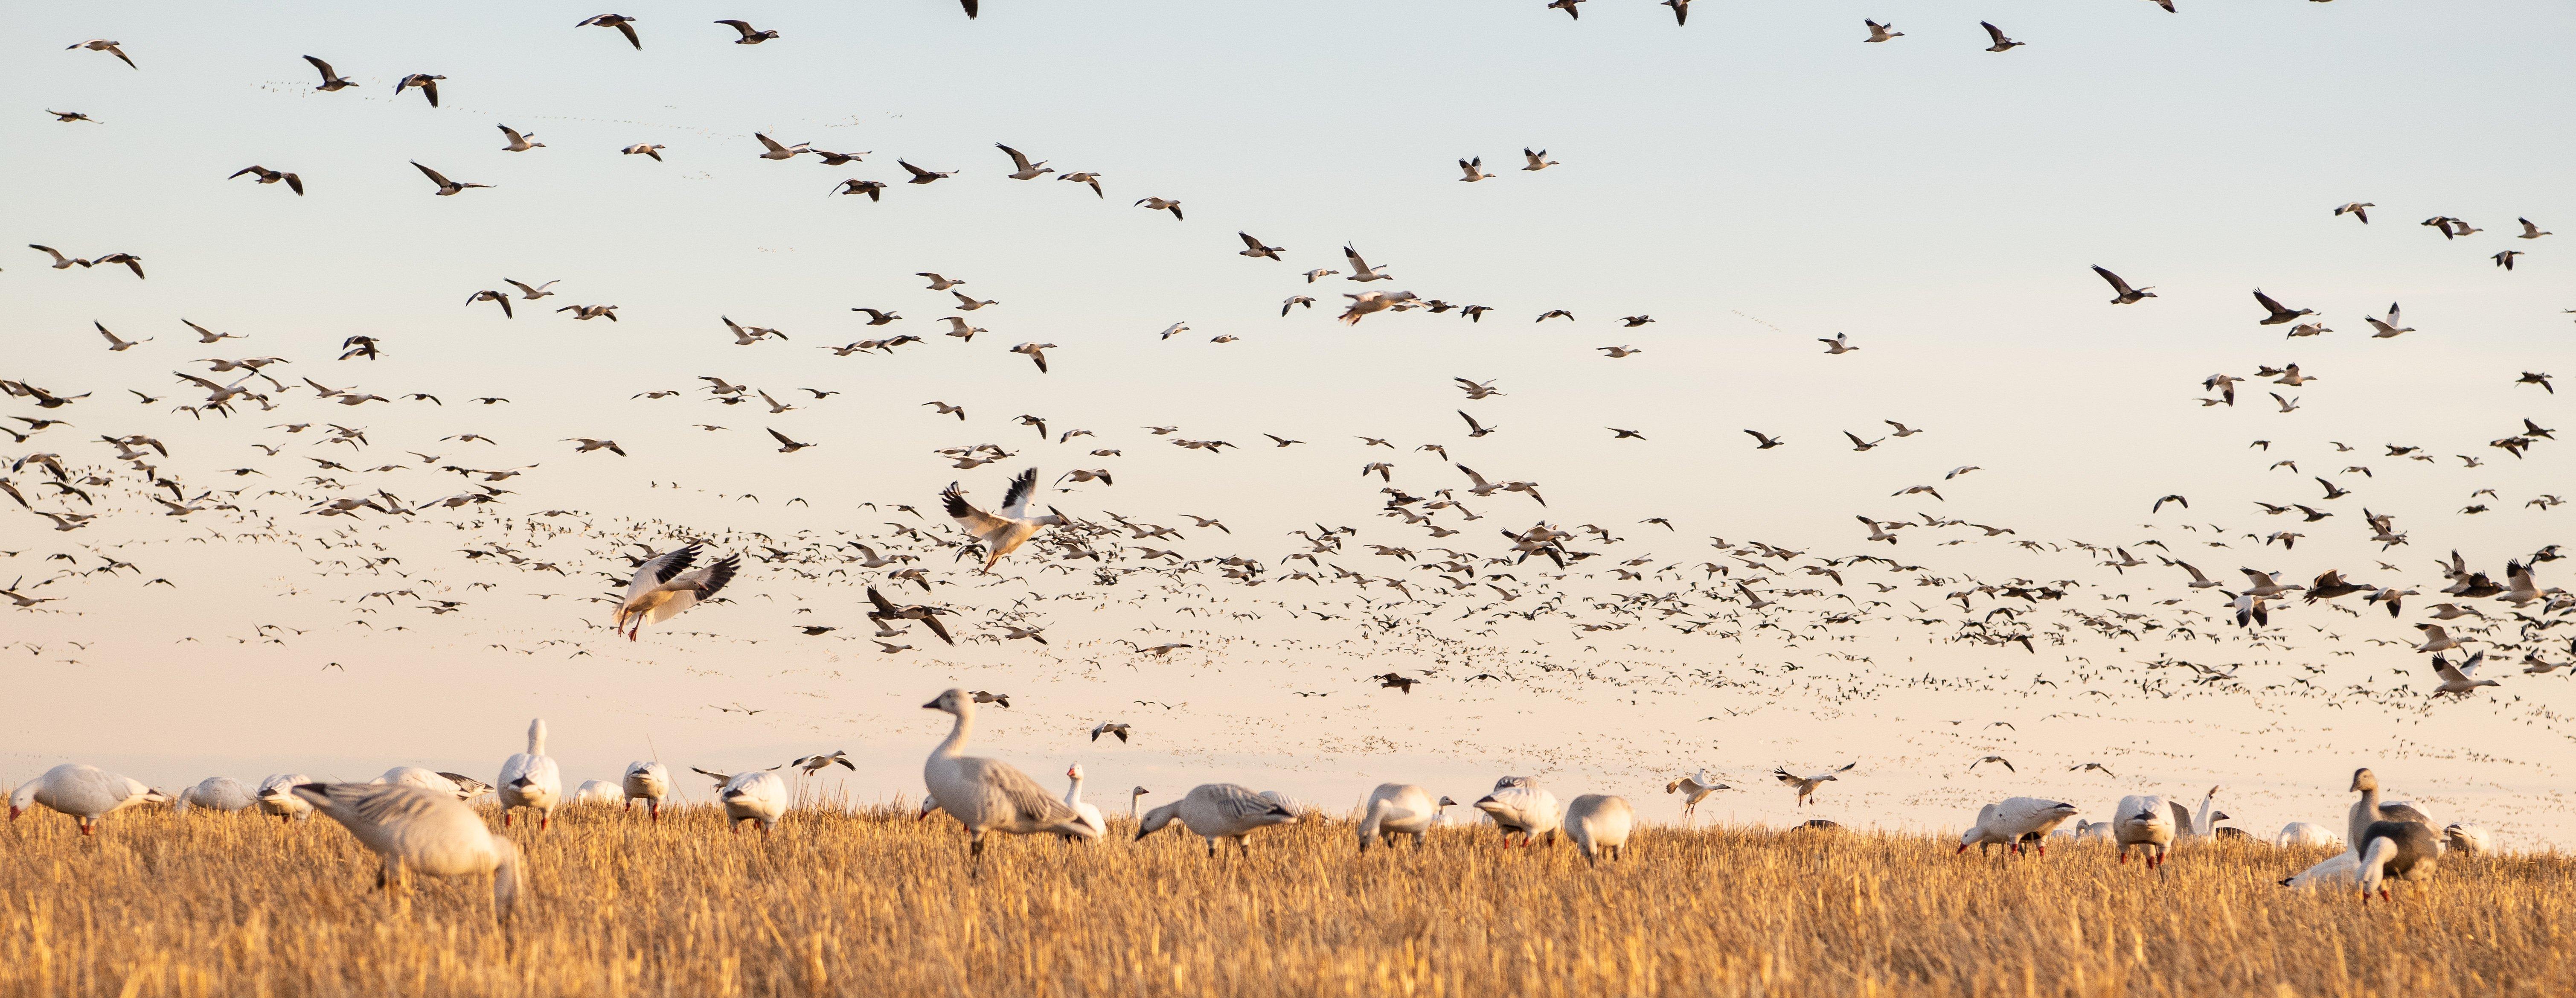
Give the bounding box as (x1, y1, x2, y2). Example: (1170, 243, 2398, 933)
(497, 719, 563, 829)
(1958, 798, 2081, 856)
(1257, 789, 1324, 822)
(2073, 819, 2113, 842)
(1356, 783, 1439, 850)
(256, 774, 315, 821)
(2277, 822, 2340, 848)
(1472, 776, 1561, 846)
(1136, 783, 1298, 857)
(2347, 768, 2434, 848)
(292, 783, 522, 920)
(2113, 794, 2175, 868)
(2442, 823, 2493, 856)
(1561, 794, 1635, 865)
(613, 544, 741, 640)
(9, 764, 171, 833)
(622, 761, 671, 819)
(1663, 769, 1729, 825)
(2280, 850, 2362, 890)
(922, 688, 1092, 872)
(1061, 765, 1106, 841)
(176, 777, 256, 814)
(2355, 820, 2439, 901)
(692, 766, 788, 833)
(571, 780, 621, 804)
(376, 767, 492, 801)
(944, 468, 1067, 573)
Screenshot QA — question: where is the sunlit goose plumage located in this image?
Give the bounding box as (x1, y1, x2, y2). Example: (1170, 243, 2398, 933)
(622, 761, 671, 820)
(256, 774, 315, 821)
(692, 766, 788, 833)
(1472, 776, 1560, 846)
(571, 780, 621, 804)
(292, 782, 522, 921)
(1061, 764, 1106, 841)
(2277, 821, 2340, 849)
(9, 764, 172, 834)
(375, 767, 492, 802)
(177, 777, 257, 814)
(2280, 850, 2361, 890)
(613, 544, 741, 640)
(1561, 794, 1635, 865)
(2443, 823, 2494, 856)
(2347, 768, 2434, 849)
(2356, 820, 2439, 901)
(922, 688, 1092, 872)
(497, 718, 563, 829)
(943, 468, 1067, 573)
(2113, 794, 2175, 868)
(1959, 797, 2081, 856)
(1136, 783, 1299, 857)
(1663, 769, 1727, 825)
(1356, 783, 1439, 850)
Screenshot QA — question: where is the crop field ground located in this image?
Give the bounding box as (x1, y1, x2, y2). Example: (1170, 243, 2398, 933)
(3, 802, 2570, 997)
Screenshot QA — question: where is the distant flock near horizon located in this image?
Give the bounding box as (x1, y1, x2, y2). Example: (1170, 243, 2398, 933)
(6, 689, 2497, 918)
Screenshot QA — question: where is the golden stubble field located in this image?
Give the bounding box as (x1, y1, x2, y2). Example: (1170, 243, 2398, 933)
(3, 803, 2572, 998)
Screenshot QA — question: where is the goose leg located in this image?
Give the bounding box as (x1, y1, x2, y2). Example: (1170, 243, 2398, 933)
(1204, 836, 1217, 859)
(1239, 836, 1252, 858)
(650, 799, 660, 822)
(970, 832, 986, 877)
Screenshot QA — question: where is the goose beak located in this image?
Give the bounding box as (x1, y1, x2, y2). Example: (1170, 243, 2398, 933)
(6, 806, 18, 821)
(922, 698, 941, 710)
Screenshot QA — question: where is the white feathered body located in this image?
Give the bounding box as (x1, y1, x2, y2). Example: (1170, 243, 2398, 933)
(9, 763, 170, 829)
(1960, 797, 2080, 853)
(2276, 821, 2340, 849)
(571, 779, 621, 804)
(291, 782, 522, 919)
(1357, 783, 1438, 849)
(2114, 794, 2174, 864)
(720, 771, 789, 830)
(178, 776, 257, 814)
(1473, 777, 1561, 844)
(1562, 794, 1635, 864)
(1139, 783, 1299, 852)
(497, 719, 563, 823)
(256, 773, 315, 820)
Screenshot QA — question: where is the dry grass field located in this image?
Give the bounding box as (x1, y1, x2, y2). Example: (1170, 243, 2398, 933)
(5, 803, 2573, 998)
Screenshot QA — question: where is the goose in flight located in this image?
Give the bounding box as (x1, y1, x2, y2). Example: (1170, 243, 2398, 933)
(2113, 794, 2174, 868)
(1473, 776, 1561, 846)
(68, 39, 137, 69)
(394, 73, 444, 107)
(1061, 765, 1106, 841)
(46, 109, 99, 123)
(496, 718, 563, 830)
(714, 19, 780, 43)
(1981, 22, 2023, 51)
(830, 179, 885, 200)
(1521, 148, 1557, 171)
(376, 767, 492, 801)
(943, 468, 1067, 572)
(866, 586, 956, 645)
(1337, 290, 1416, 324)
(1458, 157, 1494, 182)
(1774, 762, 1854, 807)
(899, 160, 954, 183)
(2518, 218, 2553, 239)
(753, 133, 808, 160)
(9, 764, 169, 834)
(996, 143, 1052, 179)
(1664, 770, 1730, 824)
(292, 783, 522, 920)
(29, 245, 83, 269)
(94, 322, 148, 351)
(953, 291, 997, 310)
(577, 14, 643, 49)
(923, 689, 1094, 873)
(1058, 171, 1104, 197)
(1090, 721, 1131, 743)
(2253, 288, 2312, 325)
(496, 125, 544, 151)
(621, 761, 670, 820)
(229, 165, 304, 195)
(412, 162, 491, 195)
(2428, 651, 2499, 696)
(619, 143, 665, 161)
(565, 437, 624, 454)
(1238, 232, 1284, 260)
(1744, 429, 1785, 449)
(302, 55, 356, 90)
(2334, 201, 2372, 223)
(2092, 265, 2154, 304)
(1140, 783, 1300, 857)
(1864, 19, 1902, 42)
(613, 544, 742, 640)
(2412, 623, 2466, 653)
(2364, 303, 2413, 338)
(1136, 196, 1184, 221)
(767, 428, 816, 453)
(506, 278, 559, 299)
(1819, 332, 1858, 354)
(1343, 245, 1392, 282)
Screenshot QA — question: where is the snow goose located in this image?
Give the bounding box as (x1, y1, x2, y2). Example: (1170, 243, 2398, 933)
(1663, 769, 1728, 825)
(571, 780, 621, 804)
(1257, 790, 1324, 822)
(176, 777, 256, 814)
(497, 719, 563, 829)
(1356, 783, 1439, 850)
(1130, 786, 1150, 819)
(2346, 768, 2434, 848)
(943, 469, 1067, 573)
(2277, 821, 2339, 849)
(1958, 798, 2080, 856)
(2355, 820, 2439, 902)
(622, 761, 671, 820)
(1562, 794, 1635, 865)
(1136, 783, 1298, 858)
(256, 774, 315, 821)
(292, 782, 522, 921)
(2168, 786, 2227, 841)
(921, 689, 1091, 871)
(1773, 762, 1855, 808)
(1471, 776, 1561, 846)
(376, 766, 492, 802)
(692, 766, 788, 833)
(613, 544, 741, 640)
(1061, 765, 1106, 841)
(2279, 851, 2361, 890)
(8, 764, 172, 834)
(2442, 823, 2493, 857)
(2112, 794, 2175, 868)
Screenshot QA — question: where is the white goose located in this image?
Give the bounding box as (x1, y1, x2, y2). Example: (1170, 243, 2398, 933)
(693, 766, 789, 833)
(176, 776, 256, 814)
(921, 688, 1091, 871)
(2276, 822, 2340, 848)
(1958, 797, 2081, 857)
(2279, 850, 2362, 890)
(1663, 769, 1728, 826)
(256, 774, 315, 821)
(2113, 794, 2175, 868)
(2442, 823, 2494, 856)
(1061, 764, 1106, 841)
(497, 719, 563, 830)
(1136, 783, 1300, 857)
(622, 761, 672, 820)
(571, 780, 621, 804)
(1472, 776, 1561, 846)
(1561, 794, 1635, 865)
(292, 782, 523, 921)
(376, 766, 492, 801)
(1355, 783, 1439, 850)
(2168, 786, 2227, 841)
(8, 763, 172, 834)
(613, 545, 741, 641)
(943, 469, 1067, 573)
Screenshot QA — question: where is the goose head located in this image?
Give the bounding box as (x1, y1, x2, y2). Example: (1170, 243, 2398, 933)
(7, 781, 34, 821)
(1065, 764, 1085, 782)
(2351, 768, 2379, 793)
(923, 688, 970, 715)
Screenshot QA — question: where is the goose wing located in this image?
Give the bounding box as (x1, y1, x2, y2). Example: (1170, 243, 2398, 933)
(1200, 783, 1293, 822)
(959, 757, 1078, 823)
(1981, 21, 2009, 44)
(2252, 288, 2289, 314)
(412, 161, 452, 187)
(303, 55, 338, 81)
(998, 466, 1037, 517)
(625, 545, 701, 602)
(2091, 265, 2134, 295)
(996, 143, 1035, 171)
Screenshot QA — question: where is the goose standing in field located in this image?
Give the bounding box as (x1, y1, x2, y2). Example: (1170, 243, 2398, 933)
(613, 544, 741, 640)
(256, 774, 314, 821)
(376, 767, 492, 802)
(1136, 783, 1299, 858)
(922, 688, 1093, 872)
(1061, 764, 1106, 841)
(571, 780, 621, 804)
(2277, 822, 2340, 848)
(1472, 776, 1561, 846)
(8, 764, 172, 834)
(692, 766, 788, 833)
(2169, 786, 2227, 841)
(1356, 783, 1440, 850)
(2073, 819, 2112, 843)
(2113, 794, 2175, 868)
(1664, 769, 1729, 825)
(1131, 786, 1149, 819)
(1958, 798, 2081, 856)
(2442, 823, 2493, 856)
(1774, 762, 1855, 808)
(292, 782, 522, 920)
(944, 468, 1067, 573)
(176, 776, 256, 814)
(497, 718, 563, 829)
(622, 761, 671, 820)
(2347, 768, 2434, 849)
(2355, 819, 2439, 902)
(1256, 790, 1324, 822)
(1562, 794, 1635, 865)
